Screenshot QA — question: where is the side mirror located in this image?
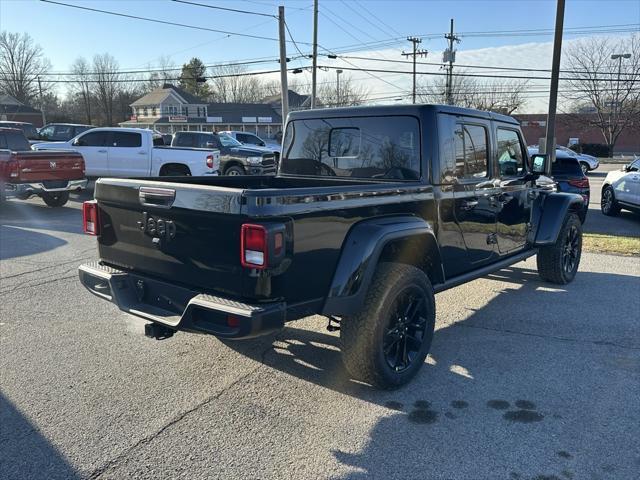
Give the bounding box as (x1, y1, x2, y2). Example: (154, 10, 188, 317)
(259, 141, 265, 147)
(531, 154, 549, 174)
(205, 141, 215, 148)
(626, 164, 638, 172)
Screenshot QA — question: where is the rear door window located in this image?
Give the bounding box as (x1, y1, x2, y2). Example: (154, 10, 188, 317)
(0, 134, 8, 149)
(52, 125, 74, 141)
(454, 124, 488, 180)
(281, 115, 421, 180)
(112, 132, 142, 148)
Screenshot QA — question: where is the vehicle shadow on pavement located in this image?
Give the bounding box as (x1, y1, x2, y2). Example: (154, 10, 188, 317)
(0, 224, 67, 260)
(0, 198, 84, 236)
(0, 393, 82, 479)
(226, 265, 640, 479)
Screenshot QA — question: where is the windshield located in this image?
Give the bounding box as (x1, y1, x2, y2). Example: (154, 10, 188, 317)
(280, 115, 421, 180)
(219, 134, 242, 147)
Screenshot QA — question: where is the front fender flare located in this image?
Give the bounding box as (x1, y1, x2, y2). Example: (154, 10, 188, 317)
(322, 215, 440, 316)
(533, 192, 584, 246)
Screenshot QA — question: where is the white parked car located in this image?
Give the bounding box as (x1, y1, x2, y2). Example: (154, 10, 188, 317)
(33, 128, 220, 178)
(219, 130, 281, 156)
(601, 158, 640, 216)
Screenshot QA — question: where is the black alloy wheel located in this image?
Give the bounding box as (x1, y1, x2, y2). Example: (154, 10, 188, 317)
(562, 224, 580, 276)
(383, 289, 429, 373)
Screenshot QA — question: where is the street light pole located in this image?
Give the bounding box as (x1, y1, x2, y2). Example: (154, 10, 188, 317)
(611, 53, 631, 128)
(336, 69, 343, 106)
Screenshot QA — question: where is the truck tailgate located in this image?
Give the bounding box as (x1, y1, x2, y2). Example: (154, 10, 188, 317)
(94, 178, 246, 297)
(13, 151, 84, 183)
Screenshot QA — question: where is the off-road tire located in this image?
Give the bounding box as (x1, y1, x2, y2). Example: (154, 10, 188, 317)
(225, 165, 245, 176)
(601, 186, 621, 216)
(340, 262, 436, 389)
(41, 191, 70, 207)
(536, 212, 582, 284)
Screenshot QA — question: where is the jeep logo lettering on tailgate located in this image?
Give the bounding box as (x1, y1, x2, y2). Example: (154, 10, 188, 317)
(137, 212, 176, 244)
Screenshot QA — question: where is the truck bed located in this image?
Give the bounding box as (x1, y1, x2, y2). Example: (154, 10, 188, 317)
(94, 175, 434, 306)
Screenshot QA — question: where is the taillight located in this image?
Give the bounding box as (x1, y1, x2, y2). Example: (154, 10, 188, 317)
(568, 178, 589, 188)
(83, 200, 100, 235)
(7, 159, 19, 178)
(206, 153, 220, 170)
(240, 223, 287, 269)
(241, 224, 267, 268)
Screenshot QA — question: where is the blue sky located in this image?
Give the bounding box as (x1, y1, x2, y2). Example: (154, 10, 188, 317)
(1, 0, 639, 112)
(2, 0, 638, 71)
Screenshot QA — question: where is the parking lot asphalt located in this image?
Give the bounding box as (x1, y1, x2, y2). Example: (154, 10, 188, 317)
(584, 163, 640, 237)
(1, 191, 639, 480)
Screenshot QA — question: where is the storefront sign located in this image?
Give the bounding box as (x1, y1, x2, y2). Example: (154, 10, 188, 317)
(169, 115, 188, 122)
(207, 116, 223, 123)
(242, 116, 257, 123)
(258, 117, 272, 123)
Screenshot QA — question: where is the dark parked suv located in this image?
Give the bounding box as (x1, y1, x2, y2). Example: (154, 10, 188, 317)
(38, 123, 93, 142)
(79, 105, 585, 389)
(171, 131, 276, 176)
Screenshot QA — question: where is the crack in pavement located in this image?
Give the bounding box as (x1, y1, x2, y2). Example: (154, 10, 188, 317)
(1, 254, 93, 281)
(87, 344, 274, 479)
(453, 322, 640, 351)
(0, 272, 77, 295)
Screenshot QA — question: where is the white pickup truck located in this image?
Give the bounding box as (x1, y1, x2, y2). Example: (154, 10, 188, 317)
(33, 128, 220, 178)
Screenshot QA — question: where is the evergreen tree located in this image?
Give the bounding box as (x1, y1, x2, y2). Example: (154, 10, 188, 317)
(178, 57, 211, 99)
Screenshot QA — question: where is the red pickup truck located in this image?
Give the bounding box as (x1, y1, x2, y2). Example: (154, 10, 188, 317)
(0, 128, 87, 207)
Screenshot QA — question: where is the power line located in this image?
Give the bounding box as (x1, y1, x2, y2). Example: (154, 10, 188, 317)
(171, 0, 276, 18)
(336, 55, 640, 77)
(39, 0, 312, 45)
(315, 64, 640, 83)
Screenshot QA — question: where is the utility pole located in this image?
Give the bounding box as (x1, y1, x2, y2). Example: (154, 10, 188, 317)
(444, 19, 460, 105)
(37, 76, 46, 126)
(310, 0, 318, 108)
(543, 0, 565, 175)
(336, 69, 343, 106)
(278, 6, 289, 123)
(401, 37, 428, 104)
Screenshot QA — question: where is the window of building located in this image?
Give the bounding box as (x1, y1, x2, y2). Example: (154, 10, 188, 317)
(143, 107, 148, 117)
(151, 107, 157, 116)
(454, 124, 488, 180)
(182, 106, 188, 116)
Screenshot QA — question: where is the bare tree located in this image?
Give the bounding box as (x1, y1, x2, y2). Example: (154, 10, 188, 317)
(0, 31, 51, 104)
(317, 74, 369, 107)
(146, 55, 177, 91)
(562, 34, 640, 156)
(70, 57, 93, 124)
(418, 71, 528, 114)
(260, 77, 307, 99)
(209, 64, 264, 103)
(92, 53, 121, 126)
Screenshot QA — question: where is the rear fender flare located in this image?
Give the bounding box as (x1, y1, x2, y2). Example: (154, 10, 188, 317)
(533, 192, 585, 246)
(322, 215, 442, 316)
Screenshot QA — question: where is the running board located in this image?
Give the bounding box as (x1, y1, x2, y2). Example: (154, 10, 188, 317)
(434, 249, 537, 294)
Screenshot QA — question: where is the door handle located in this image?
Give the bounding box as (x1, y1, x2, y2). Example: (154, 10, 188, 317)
(138, 151, 148, 155)
(460, 200, 479, 210)
(98, 149, 107, 153)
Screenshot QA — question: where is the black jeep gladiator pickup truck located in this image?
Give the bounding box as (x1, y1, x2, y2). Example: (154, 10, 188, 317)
(79, 105, 584, 388)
